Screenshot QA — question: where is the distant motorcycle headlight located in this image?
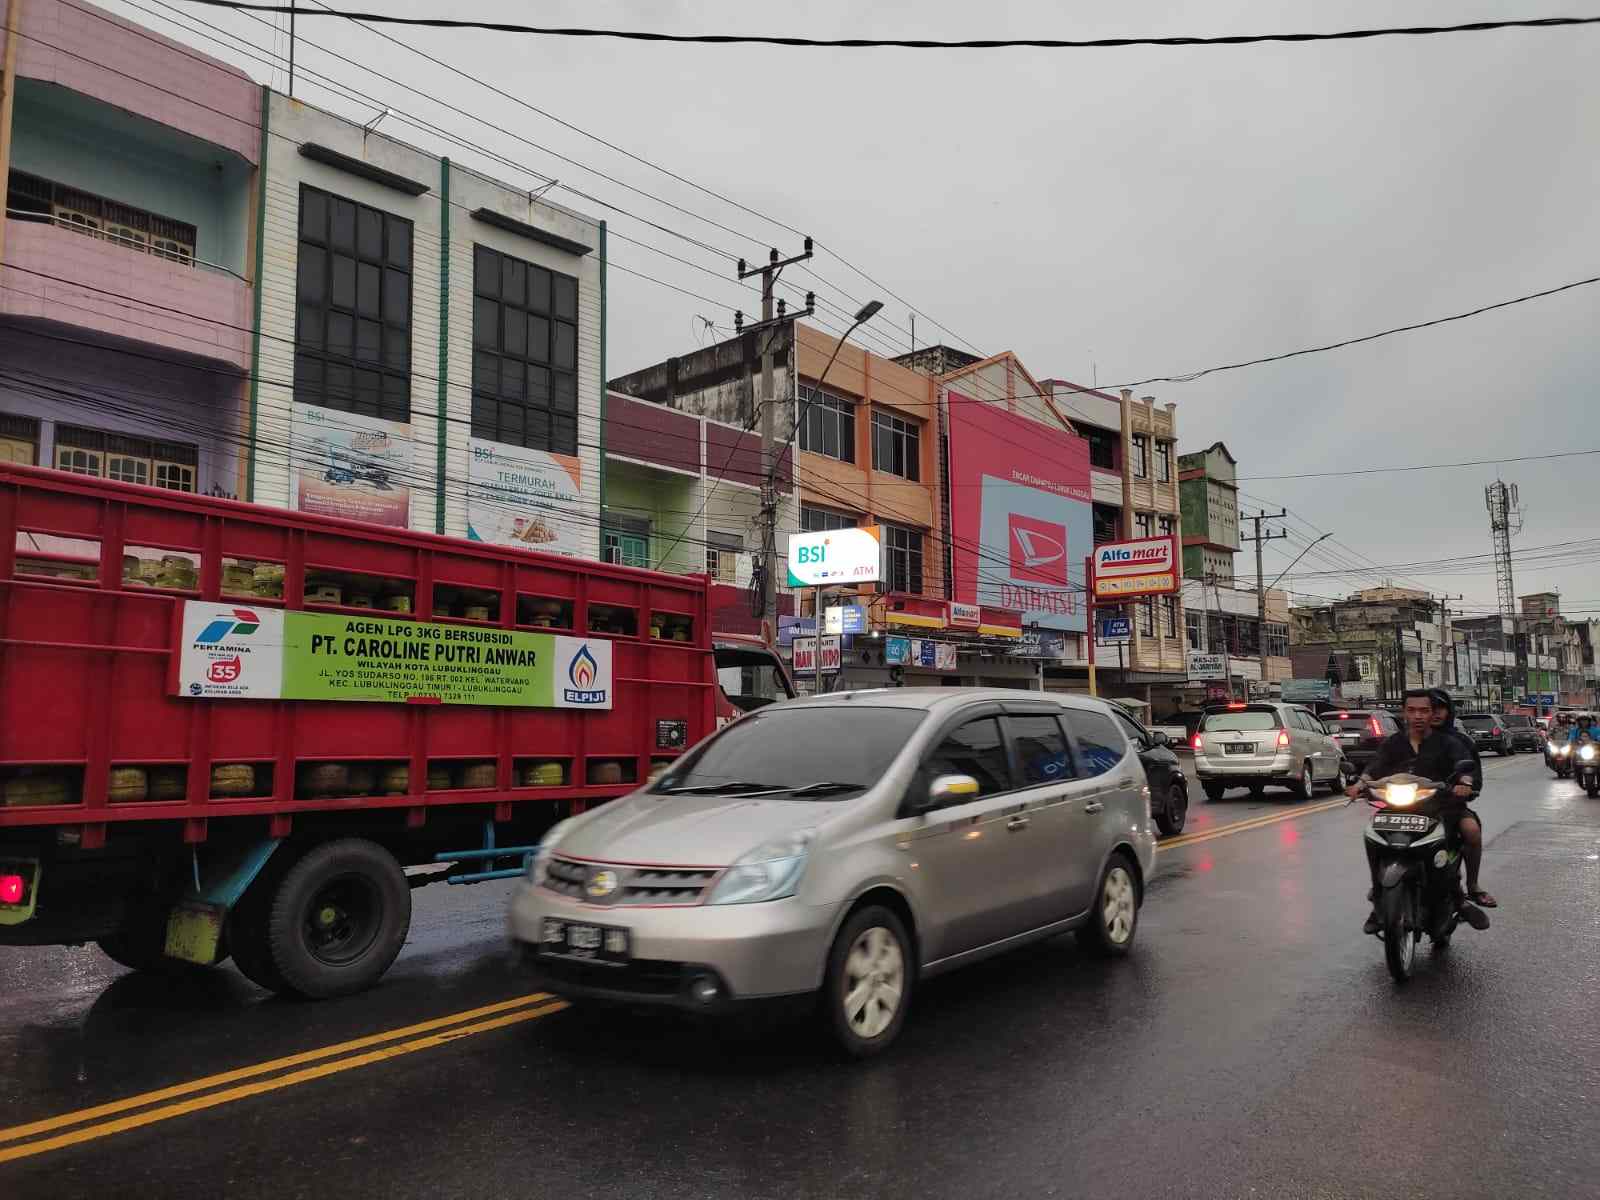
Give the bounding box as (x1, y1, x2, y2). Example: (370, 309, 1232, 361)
(1557, 744, 1571, 756)
(1581, 745, 1596, 762)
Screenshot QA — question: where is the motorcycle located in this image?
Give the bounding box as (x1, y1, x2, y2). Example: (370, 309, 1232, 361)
(1574, 738, 1600, 798)
(1356, 763, 1483, 983)
(1548, 738, 1573, 778)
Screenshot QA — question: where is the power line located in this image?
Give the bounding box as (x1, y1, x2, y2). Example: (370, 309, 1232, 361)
(178, 5, 1600, 50)
(1240, 444, 1600, 481)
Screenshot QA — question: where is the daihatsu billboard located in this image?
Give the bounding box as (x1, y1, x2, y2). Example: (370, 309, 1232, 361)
(946, 391, 1092, 633)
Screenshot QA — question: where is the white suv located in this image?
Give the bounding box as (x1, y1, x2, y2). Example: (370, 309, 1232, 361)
(1193, 702, 1348, 801)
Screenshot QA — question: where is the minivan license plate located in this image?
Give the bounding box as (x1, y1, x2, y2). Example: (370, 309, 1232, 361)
(1223, 742, 1255, 755)
(541, 918, 630, 964)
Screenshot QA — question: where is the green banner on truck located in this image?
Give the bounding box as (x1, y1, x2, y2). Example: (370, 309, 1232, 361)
(176, 602, 613, 709)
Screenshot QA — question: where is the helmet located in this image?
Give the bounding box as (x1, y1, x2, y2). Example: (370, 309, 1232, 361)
(1426, 687, 1454, 718)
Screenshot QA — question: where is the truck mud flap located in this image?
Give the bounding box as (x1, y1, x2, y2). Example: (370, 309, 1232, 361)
(163, 840, 282, 965)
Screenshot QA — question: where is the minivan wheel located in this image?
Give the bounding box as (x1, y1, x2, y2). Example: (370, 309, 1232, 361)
(1077, 853, 1139, 958)
(1202, 782, 1226, 802)
(1297, 763, 1315, 801)
(823, 906, 913, 1059)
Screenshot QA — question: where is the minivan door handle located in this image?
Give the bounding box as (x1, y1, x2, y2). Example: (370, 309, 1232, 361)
(1084, 800, 1105, 814)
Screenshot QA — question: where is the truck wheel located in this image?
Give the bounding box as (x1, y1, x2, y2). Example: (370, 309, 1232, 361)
(229, 872, 289, 993)
(266, 839, 411, 999)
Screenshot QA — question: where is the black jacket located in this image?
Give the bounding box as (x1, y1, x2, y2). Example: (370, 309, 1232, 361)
(1364, 725, 1482, 794)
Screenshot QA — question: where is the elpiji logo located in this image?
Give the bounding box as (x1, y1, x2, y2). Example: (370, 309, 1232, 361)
(563, 644, 607, 704)
(195, 608, 262, 645)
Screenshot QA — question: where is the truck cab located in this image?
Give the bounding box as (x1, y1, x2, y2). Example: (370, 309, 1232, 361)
(713, 635, 795, 724)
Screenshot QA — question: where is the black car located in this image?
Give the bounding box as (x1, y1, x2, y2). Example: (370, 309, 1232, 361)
(1458, 713, 1512, 756)
(1110, 707, 1190, 837)
(1322, 709, 1403, 771)
(1498, 713, 1540, 753)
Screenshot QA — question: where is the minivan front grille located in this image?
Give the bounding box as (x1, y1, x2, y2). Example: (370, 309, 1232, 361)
(543, 856, 719, 906)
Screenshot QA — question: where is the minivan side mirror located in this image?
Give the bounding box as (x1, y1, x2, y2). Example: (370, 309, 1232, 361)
(910, 773, 979, 815)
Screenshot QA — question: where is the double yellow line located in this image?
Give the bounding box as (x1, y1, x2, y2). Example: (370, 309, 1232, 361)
(1160, 796, 1349, 851)
(0, 991, 567, 1165)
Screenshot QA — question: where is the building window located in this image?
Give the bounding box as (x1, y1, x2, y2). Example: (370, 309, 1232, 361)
(1135, 512, 1154, 538)
(472, 245, 579, 454)
(883, 523, 924, 594)
(6, 170, 197, 264)
(1092, 503, 1120, 545)
(797, 386, 855, 463)
(871, 410, 921, 481)
(1186, 610, 1202, 650)
(799, 504, 856, 533)
(1131, 434, 1149, 479)
(0, 412, 40, 466)
(295, 185, 413, 422)
(1264, 623, 1289, 658)
(1139, 599, 1155, 637)
(601, 514, 650, 568)
(1083, 426, 1117, 471)
(1157, 514, 1175, 536)
(1154, 440, 1172, 482)
(51, 425, 197, 492)
(1162, 596, 1178, 638)
(705, 531, 743, 582)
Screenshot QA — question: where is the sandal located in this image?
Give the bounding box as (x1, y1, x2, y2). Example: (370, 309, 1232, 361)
(1468, 890, 1498, 908)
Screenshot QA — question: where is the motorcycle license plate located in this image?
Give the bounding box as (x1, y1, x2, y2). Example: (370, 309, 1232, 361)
(1372, 813, 1432, 832)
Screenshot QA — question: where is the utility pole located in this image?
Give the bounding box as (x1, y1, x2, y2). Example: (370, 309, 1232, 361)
(737, 241, 813, 645)
(1242, 509, 1288, 629)
(1434, 594, 1463, 691)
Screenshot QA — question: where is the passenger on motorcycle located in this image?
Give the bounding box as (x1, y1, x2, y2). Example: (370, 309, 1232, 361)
(1348, 689, 1491, 933)
(1566, 715, 1600, 742)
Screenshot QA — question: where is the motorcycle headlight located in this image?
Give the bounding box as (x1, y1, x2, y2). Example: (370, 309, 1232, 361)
(1557, 744, 1571, 756)
(1382, 783, 1420, 807)
(1581, 745, 1596, 762)
(706, 831, 813, 905)
(527, 817, 576, 885)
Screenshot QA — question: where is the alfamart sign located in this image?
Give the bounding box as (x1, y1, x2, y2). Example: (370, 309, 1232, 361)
(1091, 536, 1180, 601)
(174, 602, 613, 709)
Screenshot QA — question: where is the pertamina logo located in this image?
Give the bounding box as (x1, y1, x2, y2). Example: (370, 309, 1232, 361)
(195, 608, 262, 645)
(1008, 514, 1068, 585)
(563, 644, 607, 705)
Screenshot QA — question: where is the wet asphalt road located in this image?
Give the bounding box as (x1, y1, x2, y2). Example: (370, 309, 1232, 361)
(4, 752, 1599, 1199)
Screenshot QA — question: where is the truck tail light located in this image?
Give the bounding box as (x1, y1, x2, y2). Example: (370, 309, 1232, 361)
(1276, 730, 1290, 748)
(0, 874, 24, 905)
(1192, 734, 1204, 751)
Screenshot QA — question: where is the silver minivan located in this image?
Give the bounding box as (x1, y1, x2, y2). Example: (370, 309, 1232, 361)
(1193, 701, 1349, 801)
(508, 688, 1157, 1056)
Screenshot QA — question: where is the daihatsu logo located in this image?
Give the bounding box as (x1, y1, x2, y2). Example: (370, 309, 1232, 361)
(1008, 514, 1068, 585)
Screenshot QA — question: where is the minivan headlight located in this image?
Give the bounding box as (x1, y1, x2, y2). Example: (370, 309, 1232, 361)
(707, 832, 813, 905)
(528, 817, 576, 885)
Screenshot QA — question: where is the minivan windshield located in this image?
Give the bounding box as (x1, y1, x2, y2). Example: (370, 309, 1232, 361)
(657, 704, 926, 797)
(1201, 710, 1280, 732)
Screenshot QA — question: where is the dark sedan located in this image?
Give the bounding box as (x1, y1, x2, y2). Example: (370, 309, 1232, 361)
(1459, 713, 1512, 756)
(1111, 707, 1190, 837)
(1498, 713, 1541, 753)
(1322, 709, 1402, 771)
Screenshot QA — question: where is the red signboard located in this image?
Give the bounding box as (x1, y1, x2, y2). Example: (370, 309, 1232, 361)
(945, 392, 1092, 633)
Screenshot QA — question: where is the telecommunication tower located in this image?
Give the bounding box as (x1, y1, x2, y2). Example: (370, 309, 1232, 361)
(1484, 479, 1522, 617)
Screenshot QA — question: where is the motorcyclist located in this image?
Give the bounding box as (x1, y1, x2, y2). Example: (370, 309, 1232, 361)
(1348, 688, 1490, 934)
(1566, 714, 1600, 742)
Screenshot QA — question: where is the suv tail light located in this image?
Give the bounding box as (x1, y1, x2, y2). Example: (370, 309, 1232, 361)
(1276, 730, 1290, 748)
(1192, 733, 1204, 751)
(1493, 727, 1503, 737)
(1370, 716, 1383, 737)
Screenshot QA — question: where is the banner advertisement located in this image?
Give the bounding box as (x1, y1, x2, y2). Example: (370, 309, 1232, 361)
(176, 602, 612, 709)
(792, 635, 841, 674)
(945, 392, 1091, 633)
(291, 402, 412, 528)
(935, 642, 958, 671)
(786, 527, 882, 587)
(466, 438, 585, 557)
(885, 636, 911, 665)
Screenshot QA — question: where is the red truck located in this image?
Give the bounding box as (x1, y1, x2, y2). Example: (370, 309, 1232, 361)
(0, 463, 790, 997)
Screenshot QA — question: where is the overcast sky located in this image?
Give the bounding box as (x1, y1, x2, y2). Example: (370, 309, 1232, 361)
(103, 0, 1600, 617)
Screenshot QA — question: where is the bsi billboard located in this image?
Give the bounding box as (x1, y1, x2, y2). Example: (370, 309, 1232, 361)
(786, 527, 881, 587)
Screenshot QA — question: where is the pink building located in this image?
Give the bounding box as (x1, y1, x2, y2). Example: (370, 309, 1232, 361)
(0, 0, 260, 496)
